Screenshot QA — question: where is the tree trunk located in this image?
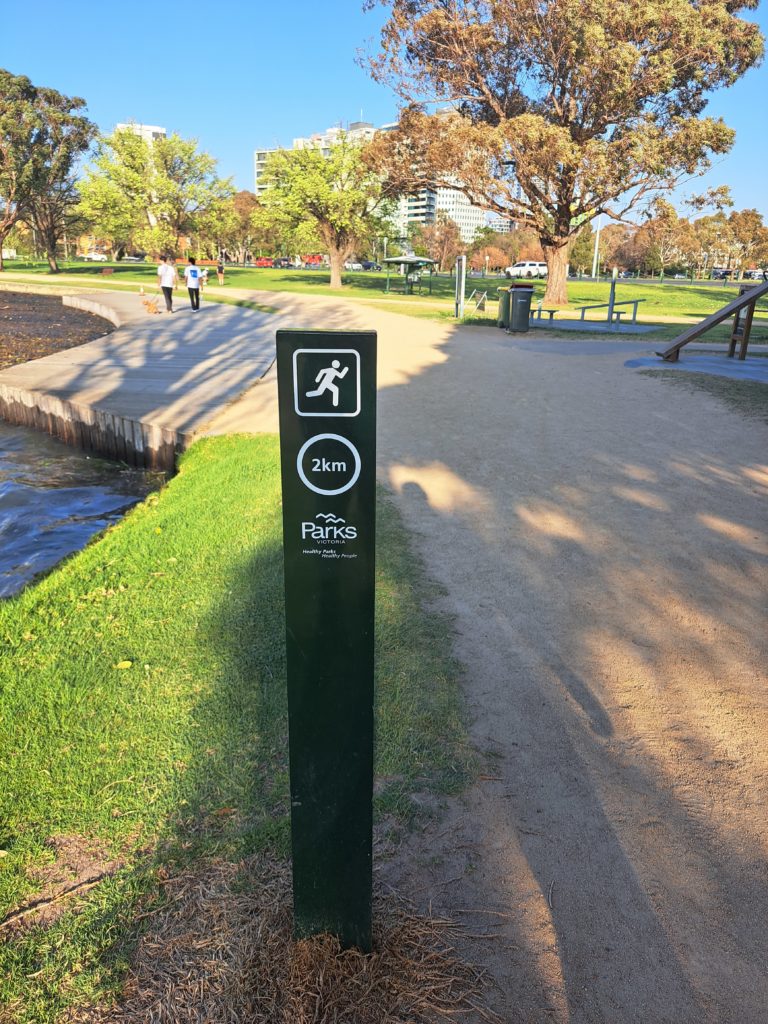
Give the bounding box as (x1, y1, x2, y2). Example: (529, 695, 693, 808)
(0, 226, 10, 271)
(41, 228, 59, 273)
(542, 242, 570, 305)
(0, 210, 19, 271)
(328, 247, 344, 289)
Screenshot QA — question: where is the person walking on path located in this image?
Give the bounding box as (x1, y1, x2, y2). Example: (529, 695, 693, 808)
(157, 256, 178, 312)
(216, 258, 225, 286)
(184, 257, 202, 311)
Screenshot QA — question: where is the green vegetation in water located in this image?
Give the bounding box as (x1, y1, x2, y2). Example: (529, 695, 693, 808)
(639, 369, 768, 423)
(0, 435, 471, 1022)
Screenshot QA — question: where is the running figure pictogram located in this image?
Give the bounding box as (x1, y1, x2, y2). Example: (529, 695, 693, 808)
(305, 360, 349, 407)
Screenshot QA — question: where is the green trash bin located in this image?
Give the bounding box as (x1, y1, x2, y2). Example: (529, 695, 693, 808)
(497, 287, 511, 328)
(509, 284, 535, 332)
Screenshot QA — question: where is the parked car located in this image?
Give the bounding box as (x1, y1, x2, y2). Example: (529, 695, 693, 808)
(253, 257, 273, 268)
(273, 257, 293, 269)
(361, 261, 381, 271)
(344, 261, 363, 271)
(83, 252, 108, 262)
(711, 268, 733, 280)
(122, 255, 145, 263)
(505, 260, 548, 278)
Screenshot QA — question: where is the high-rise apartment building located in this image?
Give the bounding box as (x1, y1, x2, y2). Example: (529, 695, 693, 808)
(254, 121, 386, 195)
(253, 118, 515, 244)
(115, 123, 167, 143)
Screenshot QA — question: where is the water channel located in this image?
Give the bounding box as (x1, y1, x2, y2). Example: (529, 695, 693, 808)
(0, 421, 160, 598)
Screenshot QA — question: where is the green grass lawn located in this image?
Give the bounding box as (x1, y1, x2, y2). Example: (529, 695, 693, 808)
(4, 259, 767, 326)
(0, 435, 471, 1022)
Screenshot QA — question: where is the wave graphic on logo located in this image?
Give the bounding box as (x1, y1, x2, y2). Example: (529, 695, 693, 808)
(315, 513, 345, 524)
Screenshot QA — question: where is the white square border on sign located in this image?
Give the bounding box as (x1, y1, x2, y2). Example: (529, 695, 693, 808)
(293, 348, 361, 417)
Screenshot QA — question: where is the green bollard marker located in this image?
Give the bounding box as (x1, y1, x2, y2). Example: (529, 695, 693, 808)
(276, 329, 377, 952)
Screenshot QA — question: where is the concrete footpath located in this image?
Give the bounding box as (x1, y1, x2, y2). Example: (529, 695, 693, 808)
(0, 287, 278, 468)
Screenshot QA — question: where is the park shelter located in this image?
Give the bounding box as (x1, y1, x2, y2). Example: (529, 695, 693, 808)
(381, 256, 437, 295)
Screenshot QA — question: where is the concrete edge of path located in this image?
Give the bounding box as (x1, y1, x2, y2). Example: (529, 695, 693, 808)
(62, 293, 124, 329)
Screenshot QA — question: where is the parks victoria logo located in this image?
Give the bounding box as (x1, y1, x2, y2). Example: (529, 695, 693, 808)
(301, 513, 359, 559)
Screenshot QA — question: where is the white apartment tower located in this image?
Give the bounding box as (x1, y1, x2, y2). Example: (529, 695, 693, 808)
(254, 121, 384, 196)
(115, 123, 167, 143)
(253, 118, 500, 243)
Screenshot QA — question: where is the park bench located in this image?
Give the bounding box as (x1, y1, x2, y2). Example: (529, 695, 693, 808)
(100, 267, 114, 275)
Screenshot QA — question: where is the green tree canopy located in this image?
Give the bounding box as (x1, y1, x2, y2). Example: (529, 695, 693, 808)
(0, 69, 95, 270)
(568, 226, 595, 276)
(259, 134, 397, 288)
(78, 128, 233, 257)
(366, 0, 764, 302)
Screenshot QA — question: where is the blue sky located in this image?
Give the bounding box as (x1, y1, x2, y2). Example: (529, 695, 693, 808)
(3, 1, 767, 218)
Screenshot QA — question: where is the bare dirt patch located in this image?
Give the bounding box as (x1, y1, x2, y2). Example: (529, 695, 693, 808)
(64, 856, 501, 1024)
(1, 834, 121, 936)
(0, 290, 112, 370)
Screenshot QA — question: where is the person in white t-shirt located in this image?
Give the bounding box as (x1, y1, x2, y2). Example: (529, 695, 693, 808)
(157, 256, 178, 312)
(184, 257, 202, 311)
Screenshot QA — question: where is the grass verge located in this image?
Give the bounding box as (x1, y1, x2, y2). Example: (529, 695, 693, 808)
(0, 434, 472, 1022)
(4, 261, 767, 326)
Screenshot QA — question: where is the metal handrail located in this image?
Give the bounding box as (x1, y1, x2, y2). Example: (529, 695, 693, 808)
(657, 278, 768, 362)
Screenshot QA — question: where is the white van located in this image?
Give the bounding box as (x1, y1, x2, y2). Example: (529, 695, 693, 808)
(505, 261, 548, 278)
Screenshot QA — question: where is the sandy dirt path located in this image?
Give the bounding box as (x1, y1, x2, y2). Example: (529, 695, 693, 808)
(377, 327, 768, 1024)
(210, 293, 768, 1023)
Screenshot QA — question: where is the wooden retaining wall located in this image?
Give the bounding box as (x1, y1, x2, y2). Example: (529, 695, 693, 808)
(0, 384, 186, 473)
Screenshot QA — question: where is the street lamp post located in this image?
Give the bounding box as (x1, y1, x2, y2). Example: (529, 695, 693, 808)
(591, 214, 603, 279)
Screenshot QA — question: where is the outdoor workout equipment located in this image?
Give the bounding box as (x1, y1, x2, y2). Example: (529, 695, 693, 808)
(573, 278, 645, 327)
(657, 277, 768, 362)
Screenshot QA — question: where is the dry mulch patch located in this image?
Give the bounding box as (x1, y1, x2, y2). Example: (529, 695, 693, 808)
(63, 856, 502, 1024)
(0, 290, 112, 370)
